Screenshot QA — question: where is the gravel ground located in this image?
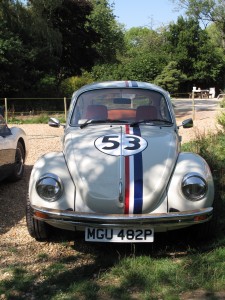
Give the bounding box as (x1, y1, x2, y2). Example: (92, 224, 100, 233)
(0, 108, 223, 299)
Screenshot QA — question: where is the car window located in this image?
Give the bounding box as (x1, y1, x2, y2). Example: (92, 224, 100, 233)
(0, 115, 11, 136)
(70, 88, 172, 126)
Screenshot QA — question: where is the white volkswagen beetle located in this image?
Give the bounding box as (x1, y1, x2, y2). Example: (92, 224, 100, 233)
(26, 81, 214, 242)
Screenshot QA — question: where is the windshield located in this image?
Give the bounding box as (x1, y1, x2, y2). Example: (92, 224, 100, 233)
(70, 88, 172, 126)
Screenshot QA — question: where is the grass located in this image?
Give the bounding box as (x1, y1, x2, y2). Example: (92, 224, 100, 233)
(2, 236, 225, 300)
(7, 113, 66, 124)
(219, 97, 225, 108)
(101, 249, 225, 299)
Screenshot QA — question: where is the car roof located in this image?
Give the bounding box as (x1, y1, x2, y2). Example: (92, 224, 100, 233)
(72, 81, 169, 98)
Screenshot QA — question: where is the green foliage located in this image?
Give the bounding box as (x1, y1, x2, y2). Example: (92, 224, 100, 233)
(182, 131, 225, 188)
(1, 0, 225, 97)
(124, 52, 166, 82)
(91, 53, 165, 83)
(0, 0, 61, 96)
(50, 0, 100, 77)
(8, 113, 66, 124)
(4, 242, 225, 299)
(88, 0, 125, 64)
(206, 23, 225, 50)
(0, 33, 24, 95)
(217, 111, 225, 129)
(165, 16, 225, 89)
(0, 0, 123, 96)
(34, 75, 59, 97)
(60, 74, 93, 97)
(91, 27, 168, 83)
(219, 97, 225, 108)
(178, 0, 225, 43)
(120, 27, 169, 82)
(101, 246, 225, 298)
(90, 63, 124, 81)
(154, 61, 187, 93)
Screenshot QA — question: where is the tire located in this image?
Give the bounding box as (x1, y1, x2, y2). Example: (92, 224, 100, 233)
(192, 191, 220, 240)
(8, 141, 25, 181)
(26, 197, 50, 241)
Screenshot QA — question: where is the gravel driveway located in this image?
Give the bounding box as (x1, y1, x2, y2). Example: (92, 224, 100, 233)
(0, 109, 222, 298)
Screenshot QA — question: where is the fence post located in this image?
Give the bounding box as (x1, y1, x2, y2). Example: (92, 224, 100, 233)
(192, 91, 195, 120)
(64, 97, 67, 120)
(4, 98, 8, 123)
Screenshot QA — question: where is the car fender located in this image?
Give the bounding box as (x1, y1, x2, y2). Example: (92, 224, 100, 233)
(29, 152, 75, 211)
(167, 152, 214, 211)
(10, 127, 28, 157)
(2, 126, 27, 149)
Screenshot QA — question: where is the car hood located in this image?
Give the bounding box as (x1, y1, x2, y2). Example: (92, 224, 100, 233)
(64, 125, 178, 214)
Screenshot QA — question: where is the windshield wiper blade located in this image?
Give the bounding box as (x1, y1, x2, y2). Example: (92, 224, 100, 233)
(80, 119, 128, 129)
(130, 119, 173, 127)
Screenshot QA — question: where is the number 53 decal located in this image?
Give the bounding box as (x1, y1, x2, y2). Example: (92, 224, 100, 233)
(95, 134, 148, 156)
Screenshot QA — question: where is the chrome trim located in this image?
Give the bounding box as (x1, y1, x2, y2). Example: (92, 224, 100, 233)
(182, 172, 208, 201)
(36, 173, 63, 201)
(119, 126, 123, 203)
(32, 205, 213, 229)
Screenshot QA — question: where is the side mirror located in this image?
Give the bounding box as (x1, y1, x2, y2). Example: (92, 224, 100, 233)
(178, 118, 193, 129)
(48, 117, 61, 128)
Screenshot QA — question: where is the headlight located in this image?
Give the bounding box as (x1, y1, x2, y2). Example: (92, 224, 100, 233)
(181, 173, 207, 201)
(36, 173, 63, 201)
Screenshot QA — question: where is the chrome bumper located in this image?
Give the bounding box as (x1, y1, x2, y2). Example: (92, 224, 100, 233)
(32, 205, 213, 229)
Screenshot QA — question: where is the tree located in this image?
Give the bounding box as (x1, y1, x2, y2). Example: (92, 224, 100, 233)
(165, 17, 225, 90)
(28, 0, 100, 79)
(0, 0, 63, 96)
(175, 0, 225, 47)
(0, 1, 31, 96)
(154, 61, 187, 93)
(119, 27, 169, 82)
(88, 0, 125, 64)
(28, 0, 124, 77)
(0, 26, 24, 95)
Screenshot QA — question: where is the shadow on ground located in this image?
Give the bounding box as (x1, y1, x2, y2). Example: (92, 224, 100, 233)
(0, 165, 33, 235)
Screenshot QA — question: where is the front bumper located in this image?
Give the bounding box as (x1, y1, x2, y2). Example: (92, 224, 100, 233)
(32, 205, 213, 230)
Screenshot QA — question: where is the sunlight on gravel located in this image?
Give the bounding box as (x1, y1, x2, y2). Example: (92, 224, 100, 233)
(16, 124, 64, 165)
(177, 110, 221, 144)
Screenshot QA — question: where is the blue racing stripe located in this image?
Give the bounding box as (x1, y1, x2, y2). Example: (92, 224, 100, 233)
(133, 126, 143, 213)
(131, 81, 138, 87)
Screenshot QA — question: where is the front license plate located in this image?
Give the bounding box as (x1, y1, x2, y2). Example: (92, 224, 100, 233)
(85, 228, 154, 243)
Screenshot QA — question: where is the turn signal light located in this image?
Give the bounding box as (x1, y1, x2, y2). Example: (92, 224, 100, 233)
(34, 211, 48, 219)
(194, 215, 207, 222)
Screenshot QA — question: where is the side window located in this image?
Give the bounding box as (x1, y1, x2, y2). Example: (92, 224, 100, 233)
(159, 97, 170, 121)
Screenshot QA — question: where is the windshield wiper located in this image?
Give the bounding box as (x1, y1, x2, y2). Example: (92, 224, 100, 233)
(80, 119, 128, 129)
(130, 119, 173, 127)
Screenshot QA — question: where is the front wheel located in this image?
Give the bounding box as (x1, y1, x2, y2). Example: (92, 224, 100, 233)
(8, 141, 25, 181)
(26, 198, 50, 241)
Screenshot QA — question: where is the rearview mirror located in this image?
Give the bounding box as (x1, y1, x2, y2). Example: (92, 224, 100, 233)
(113, 98, 131, 104)
(178, 118, 193, 129)
(48, 117, 61, 128)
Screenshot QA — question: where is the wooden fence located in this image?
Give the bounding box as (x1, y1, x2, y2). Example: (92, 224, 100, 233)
(0, 97, 68, 123)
